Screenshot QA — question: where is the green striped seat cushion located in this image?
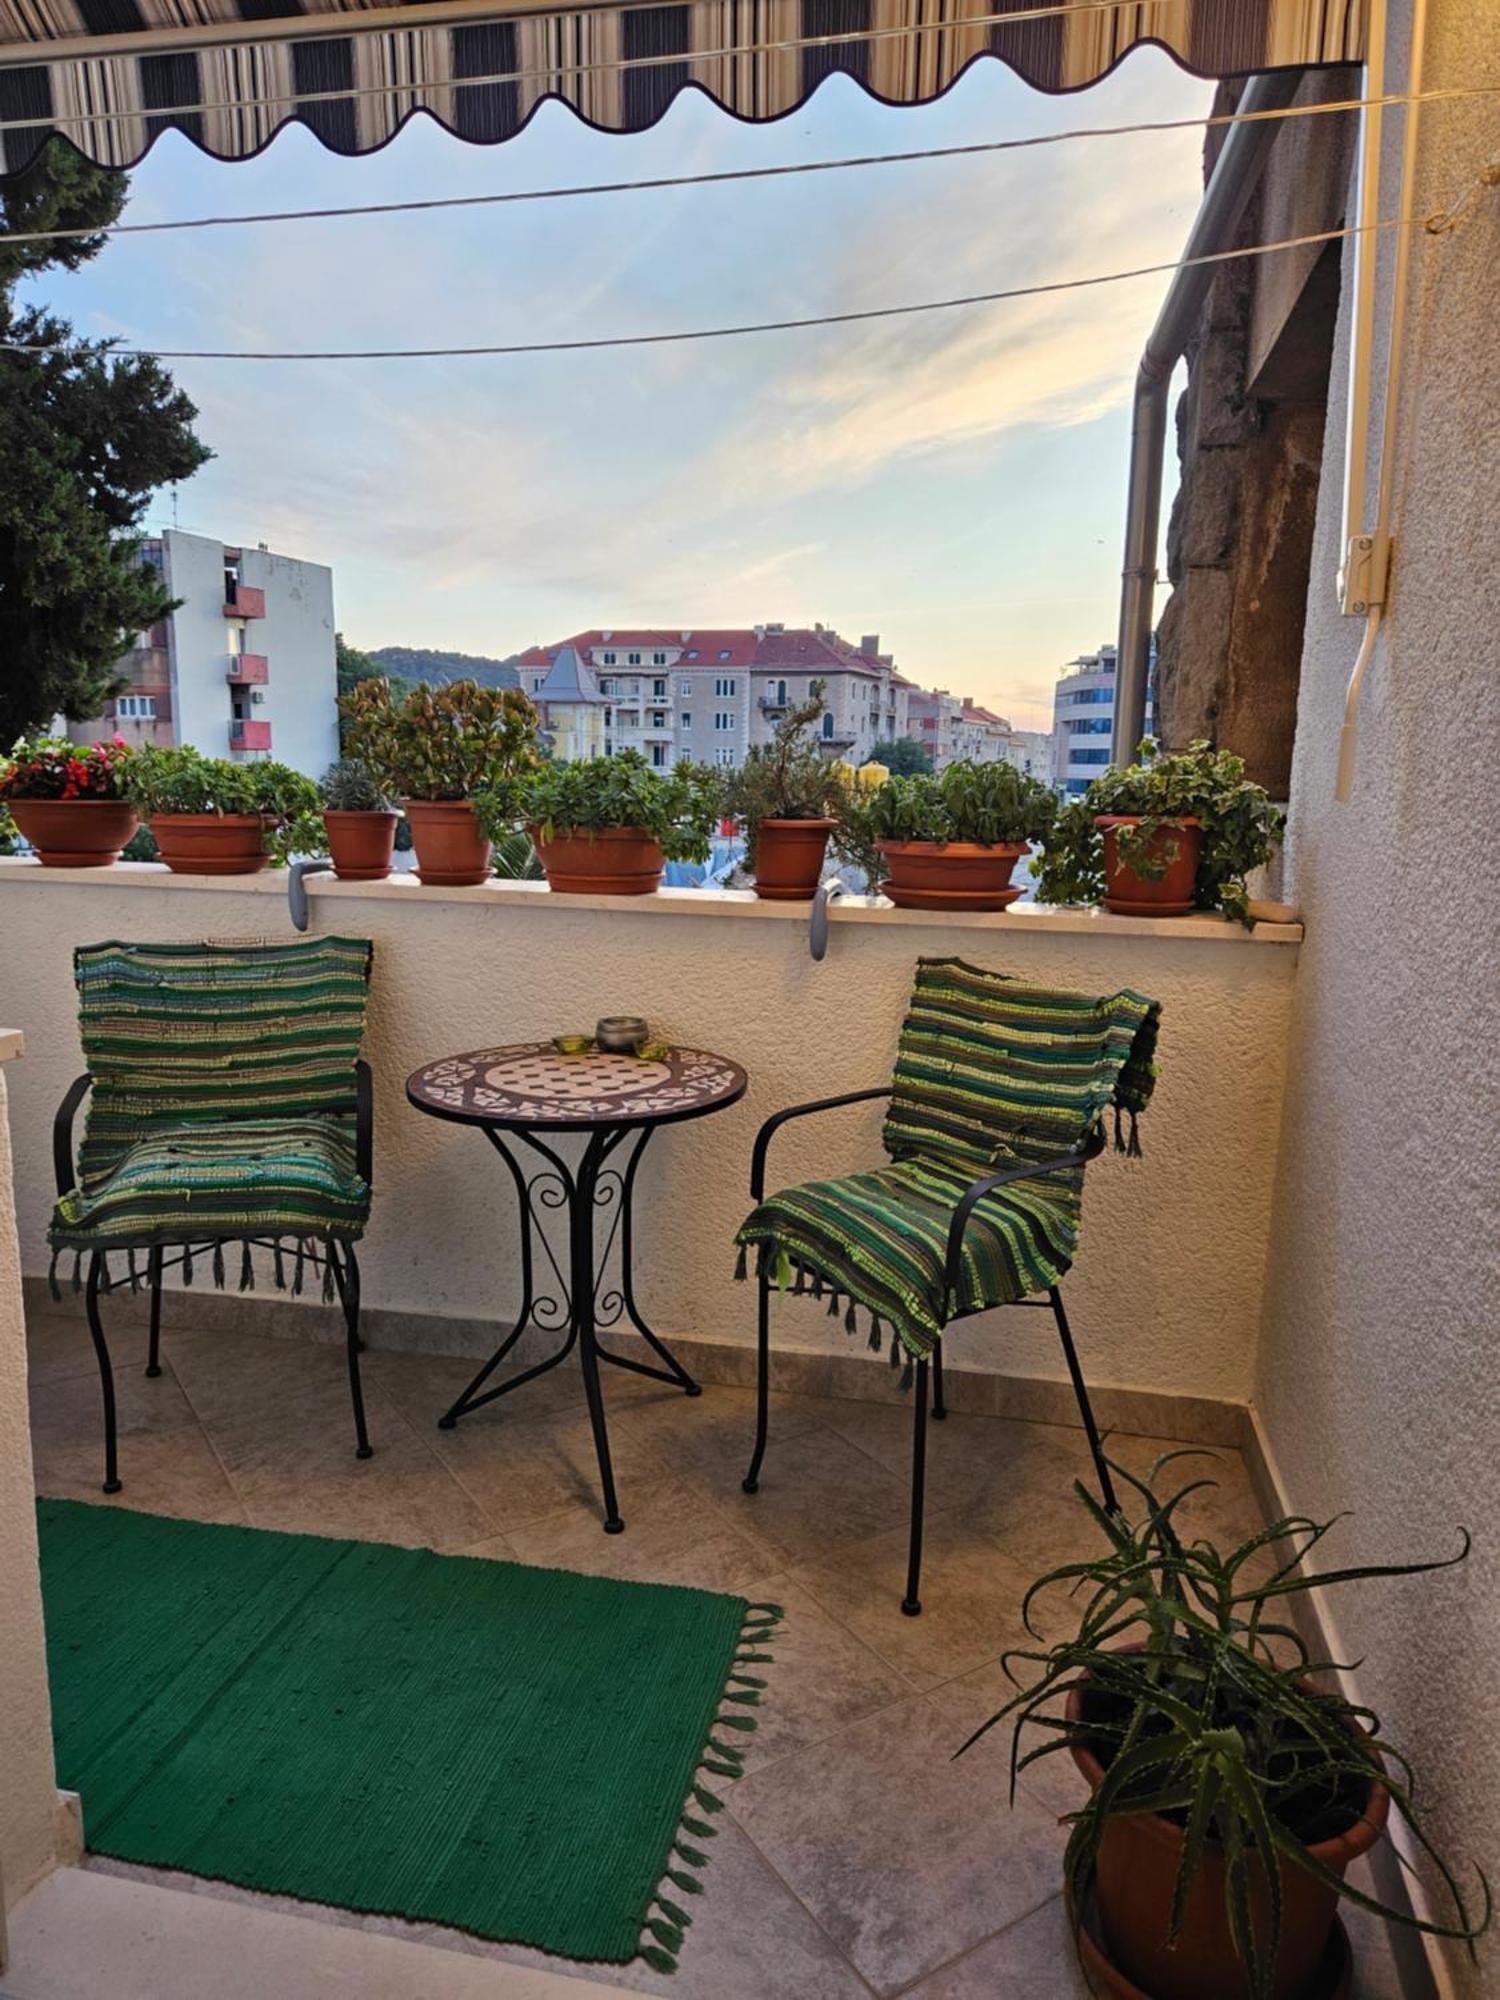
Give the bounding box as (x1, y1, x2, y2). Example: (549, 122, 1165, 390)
(736, 958, 1161, 1361)
(51, 937, 372, 1254)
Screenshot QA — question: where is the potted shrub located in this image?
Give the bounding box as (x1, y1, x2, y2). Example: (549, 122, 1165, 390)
(340, 678, 539, 887)
(0, 734, 137, 866)
(719, 680, 853, 900)
(1036, 739, 1284, 922)
(962, 1452, 1488, 2000)
(841, 758, 1055, 910)
(480, 751, 719, 895)
(318, 758, 400, 882)
(124, 745, 318, 874)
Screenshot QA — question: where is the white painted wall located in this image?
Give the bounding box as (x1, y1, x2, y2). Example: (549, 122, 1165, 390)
(0, 868, 1296, 1409)
(1256, 4, 1500, 1987)
(0, 1035, 64, 1933)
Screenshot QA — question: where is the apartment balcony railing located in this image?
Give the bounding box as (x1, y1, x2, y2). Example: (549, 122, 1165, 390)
(758, 694, 789, 712)
(223, 585, 266, 620)
(229, 719, 272, 752)
(226, 654, 269, 685)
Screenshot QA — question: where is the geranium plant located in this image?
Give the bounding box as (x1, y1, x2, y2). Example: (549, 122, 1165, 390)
(0, 734, 133, 801)
(480, 750, 720, 864)
(961, 1452, 1488, 1999)
(1035, 739, 1283, 925)
(339, 678, 540, 800)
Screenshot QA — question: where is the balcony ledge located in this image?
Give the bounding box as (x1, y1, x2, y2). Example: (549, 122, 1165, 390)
(0, 859, 1301, 945)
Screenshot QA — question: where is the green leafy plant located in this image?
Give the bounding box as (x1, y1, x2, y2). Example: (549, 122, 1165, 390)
(0, 805, 17, 855)
(839, 758, 1055, 882)
(491, 831, 545, 881)
(0, 732, 133, 801)
(318, 758, 397, 813)
(718, 680, 853, 869)
(120, 822, 158, 862)
(122, 745, 318, 863)
(480, 750, 720, 865)
(1034, 740, 1283, 925)
(962, 1452, 1489, 1999)
(338, 677, 539, 801)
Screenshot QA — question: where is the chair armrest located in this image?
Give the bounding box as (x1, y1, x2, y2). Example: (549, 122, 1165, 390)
(941, 1123, 1107, 1302)
(354, 1060, 374, 1186)
(54, 1074, 92, 1198)
(750, 1087, 892, 1201)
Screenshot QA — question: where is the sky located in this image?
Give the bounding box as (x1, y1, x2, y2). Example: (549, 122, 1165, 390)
(25, 50, 1213, 731)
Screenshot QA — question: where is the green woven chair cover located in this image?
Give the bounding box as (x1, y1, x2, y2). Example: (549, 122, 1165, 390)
(735, 957, 1161, 1364)
(50, 938, 373, 1289)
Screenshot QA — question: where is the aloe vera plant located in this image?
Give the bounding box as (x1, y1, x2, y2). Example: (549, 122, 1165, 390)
(961, 1451, 1488, 1998)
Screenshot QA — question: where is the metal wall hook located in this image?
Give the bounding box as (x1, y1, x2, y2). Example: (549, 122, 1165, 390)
(288, 858, 333, 932)
(809, 877, 846, 961)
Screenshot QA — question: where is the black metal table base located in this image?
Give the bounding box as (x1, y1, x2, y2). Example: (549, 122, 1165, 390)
(436, 1121, 699, 1532)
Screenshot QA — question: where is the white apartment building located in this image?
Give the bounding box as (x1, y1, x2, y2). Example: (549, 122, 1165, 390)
(84, 530, 340, 777)
(1050, 641, 1155, 795)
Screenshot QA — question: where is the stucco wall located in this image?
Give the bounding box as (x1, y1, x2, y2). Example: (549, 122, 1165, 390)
(0, 1042, 64, 1922)
(1256, 4, 1500, 1986)
(0, 869, 1296, 1409)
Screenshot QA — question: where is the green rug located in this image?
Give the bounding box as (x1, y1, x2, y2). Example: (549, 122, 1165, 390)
(38, 1499, 778, 1971)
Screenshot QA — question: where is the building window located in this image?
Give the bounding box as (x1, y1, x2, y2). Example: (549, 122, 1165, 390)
(652, 678, 667, 699)
(679, 679, 693, 698)
(115, 695, 156, 720)
(652, 651, 667, 666)
(601, 651, 617, 666)
(1067, 716, 1111, 735)
(714, 711, 737, 731)
(532, 676, 546, 693)
(714, 677, 737, 698)
(1069, 688, 1112, 706)
(627, 651, 642, 666)
(226, 625, 242, 658)
(718, 649, 733, 661)
(650, 711, 667, 727)
(1070, 749, 1111, 765)
(822, 713, 834, 739)
(600, 678, 614, 695)
(714, 747, 736, 767)
(681, 712, 692, 729)
(651, 743, 667, 768)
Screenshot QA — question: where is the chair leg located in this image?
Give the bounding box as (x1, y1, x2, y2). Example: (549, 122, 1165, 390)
(931, 1341, 947, 1420)
(84, 1251, 122, 1494)
(902, 1358, 929, 1616)
(331, 1242, 373, 1461)
(742, 1264, 771, 1494)
(1048, 1285, 1116, 1513)
(145, 1246, 163, 1377)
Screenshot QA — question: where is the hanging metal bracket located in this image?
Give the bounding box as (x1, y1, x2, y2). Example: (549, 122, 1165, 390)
(288, 859, 333, 932)
(809, 878, 845, 961)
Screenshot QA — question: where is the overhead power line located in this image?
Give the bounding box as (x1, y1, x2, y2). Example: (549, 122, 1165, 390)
(0, 217, 1408, 364)
(0, 85, 1493, 251)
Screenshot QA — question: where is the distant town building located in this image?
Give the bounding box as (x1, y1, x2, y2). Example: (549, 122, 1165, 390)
(81, 529, 339, 777)
(1051, 641, 1155, 795)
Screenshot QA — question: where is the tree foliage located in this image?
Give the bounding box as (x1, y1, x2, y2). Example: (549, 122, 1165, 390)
(0, 142, 211, 743)
(868, 735, 932, 777)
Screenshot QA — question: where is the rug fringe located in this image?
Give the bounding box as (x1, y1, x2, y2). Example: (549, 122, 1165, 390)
(637, 1599, 785, 1975)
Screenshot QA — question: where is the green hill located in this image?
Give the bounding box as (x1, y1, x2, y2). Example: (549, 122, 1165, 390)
(368, 646, 521, 690)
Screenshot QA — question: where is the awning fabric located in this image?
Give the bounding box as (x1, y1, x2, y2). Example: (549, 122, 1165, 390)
(0, 0, 1366, 179)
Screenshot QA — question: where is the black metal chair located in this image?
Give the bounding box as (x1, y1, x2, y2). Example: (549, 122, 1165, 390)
(47, 937, 377, 1493)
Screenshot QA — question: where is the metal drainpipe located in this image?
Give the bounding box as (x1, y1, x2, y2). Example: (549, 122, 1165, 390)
(1112, 69, 1303, 767)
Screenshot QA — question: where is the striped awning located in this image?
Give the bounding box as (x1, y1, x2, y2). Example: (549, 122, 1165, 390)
(0, 0, 1367, 178)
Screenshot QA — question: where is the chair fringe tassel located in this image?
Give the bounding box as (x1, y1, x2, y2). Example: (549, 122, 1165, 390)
(731, 1244, 926, 1392)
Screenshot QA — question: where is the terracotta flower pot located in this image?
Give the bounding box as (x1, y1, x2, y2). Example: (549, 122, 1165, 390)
(1069, 1873, 1354, 2000)
(323, 809, 399, 883)
(1096, 815, 1202, 916)
(751, 818, 836, 901)
(403, 798, 491, 887)
(532, 826, 665, 896)
(877, 839, 1028, 912)
(8, 798, 138, 868)
(1067, 1675, 1388, 2000)
(150, 813, 269, 876)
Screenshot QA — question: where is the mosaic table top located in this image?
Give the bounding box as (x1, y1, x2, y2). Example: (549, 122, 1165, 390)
(406, 1042, 747, 1129)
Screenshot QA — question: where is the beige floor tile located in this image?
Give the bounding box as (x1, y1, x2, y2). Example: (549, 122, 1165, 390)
(730, 1684, 1066, 1995)
(365, 1344, 585, 1428)
(418, 1403, 680, 1535)
(31, 1369, 247, 1527)
(504, 1476, 773, 1593)
(166, 1323, 373, 1437)
(676, 1424, 914, 1569)
(731, 1579, 912, 1775)
(25, 1308, 118, 1385)
(613, 1381, 824, 1467)
(791, 1513, 1043, 1689)
(900, 1892, 1090, 1997)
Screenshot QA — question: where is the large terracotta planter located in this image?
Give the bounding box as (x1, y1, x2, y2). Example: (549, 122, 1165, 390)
(1070, 1873, 1354, 2000)
(150, 813, 268, 875)
(324, 809, 399, 882)
(8, 798, 138, 867)
(1097, 815, 1202, 916)
(1067, 1676, 1387, 2000)
(877, 839, 1027, 912)
(533, 826, 665, 896)
(751, 818, 836, 901)
(403, 798, 491, 887)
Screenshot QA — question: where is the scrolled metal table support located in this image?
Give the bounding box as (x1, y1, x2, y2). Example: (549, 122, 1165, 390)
(434, 1119, 700, 1533)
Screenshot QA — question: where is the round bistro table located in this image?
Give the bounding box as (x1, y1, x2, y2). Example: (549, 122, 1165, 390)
(405, 1041, 747, 1532)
